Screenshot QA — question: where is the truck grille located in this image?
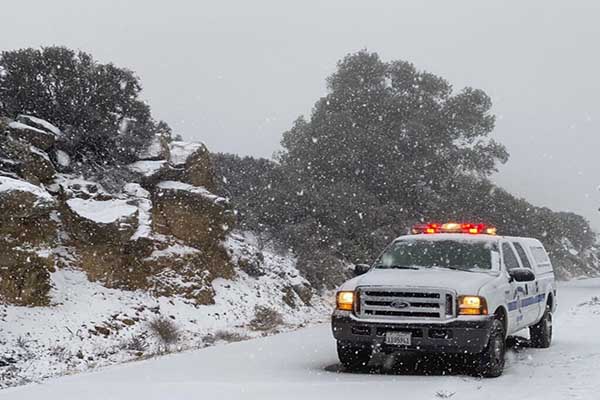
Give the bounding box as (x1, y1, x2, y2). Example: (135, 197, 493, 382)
(356, 287, 455, 321)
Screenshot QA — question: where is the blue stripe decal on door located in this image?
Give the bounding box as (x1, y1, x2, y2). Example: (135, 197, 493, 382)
(507, 294, 545, 312)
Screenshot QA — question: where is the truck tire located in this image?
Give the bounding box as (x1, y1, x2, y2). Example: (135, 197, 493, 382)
(337, 341, 372, 370)
(530, 303, 552, 348)
(474, 319, 506, 378)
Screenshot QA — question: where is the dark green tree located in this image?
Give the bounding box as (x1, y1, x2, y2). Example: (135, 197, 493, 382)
(279, 51, 508, 213)
(0, 46, 167, 164)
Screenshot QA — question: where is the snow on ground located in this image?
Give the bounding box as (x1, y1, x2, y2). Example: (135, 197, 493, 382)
(66, 198, 138, 224)
(3, 279, 599, 399)
(0, 233, 330, 390)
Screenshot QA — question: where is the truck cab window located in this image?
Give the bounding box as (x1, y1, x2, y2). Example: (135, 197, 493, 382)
(512, 242, 532, 269)
(502, 243, 520, 270)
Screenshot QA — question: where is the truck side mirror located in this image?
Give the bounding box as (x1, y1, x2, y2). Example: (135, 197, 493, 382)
(354, 264, 371, 276)
(508, 268, 536, 282)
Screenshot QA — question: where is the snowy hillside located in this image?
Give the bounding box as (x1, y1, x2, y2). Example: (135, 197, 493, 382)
(0, 115, 333, 389)
(0, 231, 331, 388)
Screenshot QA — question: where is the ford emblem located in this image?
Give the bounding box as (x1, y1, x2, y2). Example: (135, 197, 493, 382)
(390, 300, 410, 309)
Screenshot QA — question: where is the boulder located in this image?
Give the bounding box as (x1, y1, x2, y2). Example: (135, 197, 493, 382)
(152, 181, 233, 248)
(75, 238, 155, 290)
(0, 177, 57, 247)
(63, 197, 138, 245)
(168, 141, 204, 166)
(168, 141, 216, 192)
(182, 144, 216, 191)
(19, 146, 56, 184)
(0, 135, 56, 184)
(129, 160, 185, 191)
(0, 177, 56, 306)
(0, 247, 53, 306)
(15, 115, 62, 136)
(143, 245, 235, 305)
(7, 120, 56, 151)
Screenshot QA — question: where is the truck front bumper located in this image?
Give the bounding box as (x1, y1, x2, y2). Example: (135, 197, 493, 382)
(332, 311, 494, 354)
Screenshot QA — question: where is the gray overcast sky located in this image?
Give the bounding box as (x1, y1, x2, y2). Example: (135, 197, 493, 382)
(2, 0, 600, 230)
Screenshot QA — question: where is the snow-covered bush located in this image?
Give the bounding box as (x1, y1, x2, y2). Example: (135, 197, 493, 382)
(148, 317, 181, 352)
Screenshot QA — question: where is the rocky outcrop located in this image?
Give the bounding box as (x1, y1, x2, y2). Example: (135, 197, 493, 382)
(0, 176, 57, 247)
(131, 141, 217, 192)
(0, 115, 249, 307)
(7, 116, 59, 151)
(152, 181, 233, 247)
(0, 248, 53, 306)
(178, 142, 216, 191)
(64, 197, 139, 244)
(143, 245, 235, 304)
(0, 177, 57, 306)
(0, 135, 56, 184)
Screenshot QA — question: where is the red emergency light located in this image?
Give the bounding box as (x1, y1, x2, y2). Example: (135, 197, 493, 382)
(412, 222, 497, 235)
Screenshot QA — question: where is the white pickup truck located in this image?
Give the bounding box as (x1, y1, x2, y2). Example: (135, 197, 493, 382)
(331, 222, 556, 377)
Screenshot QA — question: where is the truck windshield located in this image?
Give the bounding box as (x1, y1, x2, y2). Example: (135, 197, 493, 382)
(375, 239, 494, 271)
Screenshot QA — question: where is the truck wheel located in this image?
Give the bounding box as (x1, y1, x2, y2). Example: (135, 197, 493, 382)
(474, 319, 506, 378)
(530, 304, 552, 348)
(337, 341, 372, 371)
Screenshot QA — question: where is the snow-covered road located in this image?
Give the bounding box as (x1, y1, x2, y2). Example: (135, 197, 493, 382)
(3, 279, 600, 400)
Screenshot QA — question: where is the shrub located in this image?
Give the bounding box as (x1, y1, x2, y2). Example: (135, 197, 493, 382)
(120, 334, 149, 353)
(148, 316, 180, 351)
(249, 306, 283, 331)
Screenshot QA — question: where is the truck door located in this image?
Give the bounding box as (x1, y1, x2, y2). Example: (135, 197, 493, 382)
(501, 242, 528, 331)
(512, 241, 541, 326)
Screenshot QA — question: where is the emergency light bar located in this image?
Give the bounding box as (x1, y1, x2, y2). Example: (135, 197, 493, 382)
(412, 222, 497, 235)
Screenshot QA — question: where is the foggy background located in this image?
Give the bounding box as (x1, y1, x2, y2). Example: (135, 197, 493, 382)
(2, 0, 599, 230)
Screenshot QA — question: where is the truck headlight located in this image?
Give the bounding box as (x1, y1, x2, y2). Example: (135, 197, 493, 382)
(458, 295, 488, 315)
(336, 291, 355, 311)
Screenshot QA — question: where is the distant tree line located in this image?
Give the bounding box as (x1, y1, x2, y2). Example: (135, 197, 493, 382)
(214, 51, 596, 288)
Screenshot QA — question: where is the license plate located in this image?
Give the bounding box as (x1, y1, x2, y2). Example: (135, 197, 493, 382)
(385, 331, 411, 346)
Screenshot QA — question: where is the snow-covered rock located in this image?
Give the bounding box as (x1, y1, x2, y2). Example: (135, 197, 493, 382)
(8, 119, 57, 150)
(16, 114, 62, 136)
(152, 180, 233, 248)
(0, 177, 57, 307)
(66, 198, 138, 224)
(156, 180, 226, 205)
(0, 176, 54, 207)
(128, 160, 167, 177)
(169, 141, 205, 166)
